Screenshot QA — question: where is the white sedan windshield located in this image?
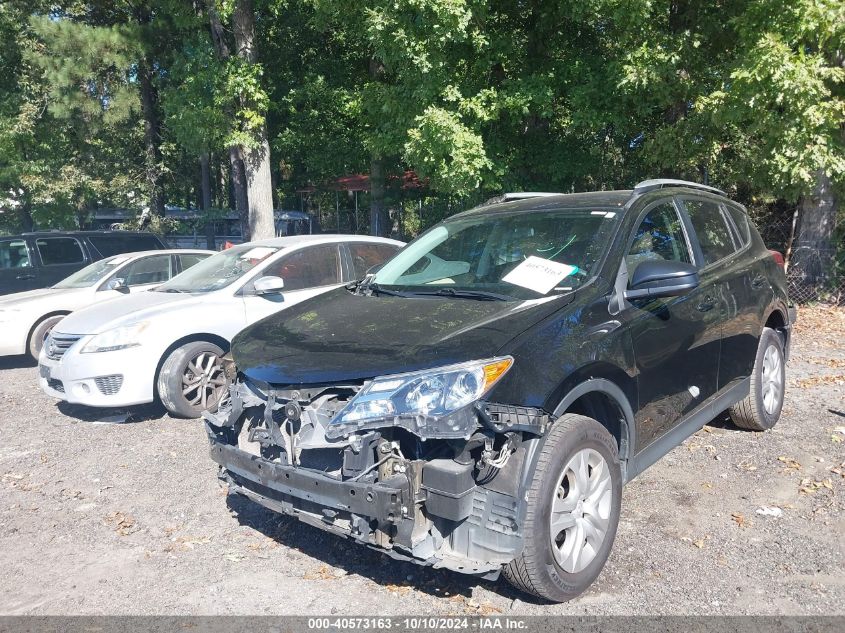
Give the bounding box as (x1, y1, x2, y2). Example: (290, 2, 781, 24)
(53, 255, 131, 289)
(156, 244, 280, 293)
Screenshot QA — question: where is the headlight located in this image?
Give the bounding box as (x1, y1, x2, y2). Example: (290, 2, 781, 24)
(329, 357, 513, 437)
(81, 322, 149, 353)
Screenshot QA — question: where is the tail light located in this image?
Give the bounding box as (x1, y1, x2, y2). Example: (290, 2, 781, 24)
(769, 250, 785, 269)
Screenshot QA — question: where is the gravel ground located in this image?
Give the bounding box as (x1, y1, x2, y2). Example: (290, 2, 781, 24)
(0, 307, 842, 616)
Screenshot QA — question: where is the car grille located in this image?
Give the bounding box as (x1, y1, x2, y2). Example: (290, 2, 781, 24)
(47, 378, 65, 393)
(45, 333, 83, 361)
(94, 375, 123, 395)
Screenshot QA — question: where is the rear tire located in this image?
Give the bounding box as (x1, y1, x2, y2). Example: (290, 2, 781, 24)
(502, 413, 621, 602)
(157, 341, 226, 418)
(729, 327, 785, 431)
(29, 315, 66, 361)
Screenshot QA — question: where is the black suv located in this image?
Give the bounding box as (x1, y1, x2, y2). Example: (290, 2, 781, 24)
(0, 230, 166, 296)
(205, 180, 795, 602)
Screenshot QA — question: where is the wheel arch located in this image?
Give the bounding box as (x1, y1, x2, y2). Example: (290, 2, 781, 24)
(26, 311, 71, 350)
(152, 333, 230, 399)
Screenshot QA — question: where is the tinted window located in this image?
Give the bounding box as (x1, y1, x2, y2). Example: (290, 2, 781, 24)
(264, 244, 341, 291)
(724, 204, 750, 246)
(348, 242, 400, 278)
(178, 253, 209, 271)
(0, 240, 31, 270)
(36, 238, 85, 265)
(683, 199, 737, 266)
(119, 254, 172, 286)
(627, 202, 691, 276)
(88, 234, 163, 257)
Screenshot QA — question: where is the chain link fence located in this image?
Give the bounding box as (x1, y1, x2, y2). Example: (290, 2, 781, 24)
(756, 218, 843, 305)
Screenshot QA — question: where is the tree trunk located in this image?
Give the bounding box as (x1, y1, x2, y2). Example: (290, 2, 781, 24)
(369, 155, 389, 236)
(199, 152, 216, 249)
(207, 0, 251, 240)
(17, 189, 34, 232)
(137, 56, 165, 217)
(791, 170, 838, 285)
(229, 147, 250, 241)
(232, 0, 275, 240)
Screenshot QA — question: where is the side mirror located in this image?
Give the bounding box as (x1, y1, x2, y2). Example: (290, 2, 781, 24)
(253, 275, 285, 295)
(107, 278, 129, 293)
(624, 260, 699, 301)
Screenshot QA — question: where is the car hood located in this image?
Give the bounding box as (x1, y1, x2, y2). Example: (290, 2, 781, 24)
(0, 287, 86, 309)
(233, 287, 573, 385)
(54, 290, 210, 335)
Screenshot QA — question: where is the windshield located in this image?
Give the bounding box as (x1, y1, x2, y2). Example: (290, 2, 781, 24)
(53, 255, 131, 289)
(372, 207, 621, 300)
(156, 244, 281, 293)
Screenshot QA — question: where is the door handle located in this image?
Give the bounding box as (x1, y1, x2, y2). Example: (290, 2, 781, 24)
(697, 296, 716, 312)
(15, 273, 35, 280)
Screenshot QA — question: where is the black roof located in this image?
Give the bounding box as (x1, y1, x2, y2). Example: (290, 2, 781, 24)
(11, 230, 161, 238)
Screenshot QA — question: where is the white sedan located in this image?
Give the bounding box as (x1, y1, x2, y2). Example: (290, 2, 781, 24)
(38, 235, 403, 418)
(0, 249, 212, 360)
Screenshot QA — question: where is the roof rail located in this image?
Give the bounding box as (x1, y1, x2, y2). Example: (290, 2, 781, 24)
(501, 192, 562, 201)
(633, 179, 726, 197)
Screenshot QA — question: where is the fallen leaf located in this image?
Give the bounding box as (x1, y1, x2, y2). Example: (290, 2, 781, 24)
(731, 512, 749, 528)
(778, 456, 802, 472)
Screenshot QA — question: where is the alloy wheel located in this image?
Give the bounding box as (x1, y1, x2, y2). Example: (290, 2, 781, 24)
(182, 351, 226, 410)
(549, 448, 614, 573)
(761, 344, 783, 415)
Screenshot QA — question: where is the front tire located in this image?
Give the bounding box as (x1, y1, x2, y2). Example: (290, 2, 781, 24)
(157, 341, 227, 418)
(729, 326, 785, 431)
(29, 315, 66, 361)
(502, 413, 622, 602)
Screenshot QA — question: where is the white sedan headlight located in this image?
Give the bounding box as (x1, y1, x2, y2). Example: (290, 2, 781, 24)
(81, 322, 149, 353)
(327, 357, 514, 439)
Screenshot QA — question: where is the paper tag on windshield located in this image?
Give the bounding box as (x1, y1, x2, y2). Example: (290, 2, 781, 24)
(239, 246, 277, 261)
(502, 256, 579, 295)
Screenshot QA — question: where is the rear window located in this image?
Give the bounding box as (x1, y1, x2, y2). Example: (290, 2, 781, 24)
(724, 204, 750, 247)
(36, 237, 85, 266)
(348, 242, 400, 278)
(87, 234, 164, 257)
(682, 199, 737, 266)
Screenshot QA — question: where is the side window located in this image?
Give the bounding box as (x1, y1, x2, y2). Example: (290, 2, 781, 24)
(627, 202, 691, 276)
(263, 244, 341, 291)
(36, 238, 85, 266)
(0, 240, 32, 269)
(178, 253, 208, 272)
(119, 255, 172, 286)
(348, 242, 399, 279)
(683, 199, 737, 266)
(724, 204, 750, 247)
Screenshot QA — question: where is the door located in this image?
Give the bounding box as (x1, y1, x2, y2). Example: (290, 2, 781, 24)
(34, 237, 89, 287)
(241, 243, 344, 323)
(624, 199, 722, 451)
(679, 198, 757, 390)
(0, 238, 39, 295)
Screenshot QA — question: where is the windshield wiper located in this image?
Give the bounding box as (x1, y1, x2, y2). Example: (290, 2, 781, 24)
(157, 288, 187, 293)
(407, 288, 510, 301)
(367, 282, 411, 297)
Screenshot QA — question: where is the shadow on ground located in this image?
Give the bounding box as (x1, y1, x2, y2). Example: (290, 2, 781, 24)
(0, 355, 36, 370)
(225, 492, 531, 604)
(57, 400, 169, 424)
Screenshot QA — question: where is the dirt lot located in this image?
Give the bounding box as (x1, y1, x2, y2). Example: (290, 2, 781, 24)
(0, 306, 843, 616)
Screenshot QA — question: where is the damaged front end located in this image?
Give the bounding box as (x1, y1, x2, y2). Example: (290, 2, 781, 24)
(204, 358, 551, 577)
